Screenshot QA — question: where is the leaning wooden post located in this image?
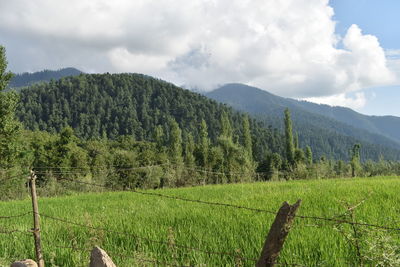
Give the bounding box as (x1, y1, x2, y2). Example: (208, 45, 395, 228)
(256, 200, 301, 267)
(30, 170, 45, 267)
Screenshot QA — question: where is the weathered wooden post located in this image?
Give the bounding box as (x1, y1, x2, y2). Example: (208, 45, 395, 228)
(256, 200, 301, 267)
(29, 170, 44, 267)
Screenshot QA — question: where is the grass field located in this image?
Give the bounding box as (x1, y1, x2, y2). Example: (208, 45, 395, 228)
(1, 176, 400, 266)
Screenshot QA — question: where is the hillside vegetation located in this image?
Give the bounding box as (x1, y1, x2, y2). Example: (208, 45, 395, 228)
(17, 73, 281, 159)
(1, 177, 399, 266)
(207, 83, 400, 160)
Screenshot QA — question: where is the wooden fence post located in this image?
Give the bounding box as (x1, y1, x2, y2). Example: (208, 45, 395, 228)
(30, 170, 45, 267)
(256, 200, 301, 267)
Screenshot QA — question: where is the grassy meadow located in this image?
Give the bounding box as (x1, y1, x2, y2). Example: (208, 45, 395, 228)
(1, 176, 400, 266)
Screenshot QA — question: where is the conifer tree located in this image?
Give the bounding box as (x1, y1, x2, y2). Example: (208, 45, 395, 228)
(153, 125, 165, 152)
(305, 146, 313, 165)
(220, 111, 233, 139)
(198, 119, 210, 168)
(284, 108, 295, 167)
(350, 143, 361, 177)
(168, 118, 183, 165)
(294, 132, 299, 149)
(242, 114, 253, 158)
(184, 133, 195, 167)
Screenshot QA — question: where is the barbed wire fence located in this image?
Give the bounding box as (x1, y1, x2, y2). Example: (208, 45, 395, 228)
(1, 165, 400, 266)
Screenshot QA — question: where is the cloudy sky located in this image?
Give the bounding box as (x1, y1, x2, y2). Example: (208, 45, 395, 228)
(1, 0, 399, 115)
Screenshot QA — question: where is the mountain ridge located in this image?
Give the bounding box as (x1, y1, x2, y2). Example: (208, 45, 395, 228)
(8, 67, 82, 89)
(206, 83, 400, 151)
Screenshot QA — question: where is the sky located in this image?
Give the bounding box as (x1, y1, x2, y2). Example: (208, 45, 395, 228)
(0, 0, 399, 116)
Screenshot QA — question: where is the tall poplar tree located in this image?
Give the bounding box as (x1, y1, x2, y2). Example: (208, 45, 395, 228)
(284, 108, 295, 167)
(242, 114, 252, 158)
(198, 119, 210, 168)
(305, 146, 313, 165)
(168, 118, 183, 165)
(350, 143, 361, 177)
(220, 111, 233, 139)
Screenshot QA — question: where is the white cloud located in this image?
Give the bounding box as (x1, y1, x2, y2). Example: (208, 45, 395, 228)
(304, 92, 367, 109)
(0, 0, 398, 104)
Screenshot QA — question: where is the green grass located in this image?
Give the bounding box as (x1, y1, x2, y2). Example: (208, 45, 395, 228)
(1, 176, 400, 266)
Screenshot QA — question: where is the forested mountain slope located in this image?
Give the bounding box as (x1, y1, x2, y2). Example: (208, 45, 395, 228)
(16, 73, 282, 161)
(16, 73, 400, 161)
(207, 83, 400, 145)
(8, 67, 82, 89)
(294, 100, 400, 145)
(206, 83, 400, 160)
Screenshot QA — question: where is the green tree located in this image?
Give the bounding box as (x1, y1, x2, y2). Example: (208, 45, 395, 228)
(197, 119, 210, 168)
(294, 132, 299, 149)
(0, 46, 13, 90)
(153, 125, 165, 152)
(305, 146, 313, 165)
(184, 133, 195, 167)
(350, 143, 361, 177)
(258, 152, 281, 181)
(0, 46, 22, 167)
(242, 114, 253, 158)
(284, 108, 295, 168)
(220, 111, 233, 139)
(168, 118, 183, 165)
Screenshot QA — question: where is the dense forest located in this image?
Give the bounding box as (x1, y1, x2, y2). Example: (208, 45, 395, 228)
(16, 73, 284, 161)
(208, 83, 400, 160)
(2, 46, 400, 200)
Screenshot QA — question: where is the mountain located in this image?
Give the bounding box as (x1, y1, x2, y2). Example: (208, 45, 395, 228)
(289, 99, 400, 145)
(8, 67, 82, 89)
(16, 73, 283, 162)
(206, 83, 400, 160)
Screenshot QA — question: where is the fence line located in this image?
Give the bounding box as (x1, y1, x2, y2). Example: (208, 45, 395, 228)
(0, 173, 30, 182)
(132, 189, 278, 215)
(133, 190, 400, 231)
(0, 211, 31, 220)
(37, 212, 258, 263)
(51, 176, 400, 232)
(0, 227, 30, 235)
(32, 163, 170, 170)
(30, 163, 269, 175)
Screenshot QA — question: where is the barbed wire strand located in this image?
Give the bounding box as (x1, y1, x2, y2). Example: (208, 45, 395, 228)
(30, 163, 270, 176)
(0, 211, 31, 220)
(0, 227, 31, 236)
(53, 176, 400, 232)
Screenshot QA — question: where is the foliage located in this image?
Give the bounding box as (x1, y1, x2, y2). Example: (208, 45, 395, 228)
(0, 46, 22, 168)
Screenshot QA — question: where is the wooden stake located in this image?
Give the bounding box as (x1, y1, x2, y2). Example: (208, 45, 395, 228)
(256, 200, 301, 267)
(30, 170, 44, 267)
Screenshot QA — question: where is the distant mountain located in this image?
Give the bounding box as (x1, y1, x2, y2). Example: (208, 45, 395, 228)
(290, 100, 400, 145)
(207, 83, 400, 159)
(8, 67, 82, 89)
